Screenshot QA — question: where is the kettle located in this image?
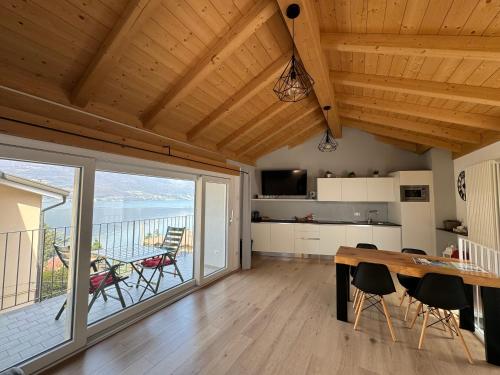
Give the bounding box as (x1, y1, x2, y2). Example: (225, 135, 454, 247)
(251, 211, 261, 221)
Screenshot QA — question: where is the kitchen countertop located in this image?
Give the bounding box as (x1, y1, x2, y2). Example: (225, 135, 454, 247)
(252, 219, 401, 227)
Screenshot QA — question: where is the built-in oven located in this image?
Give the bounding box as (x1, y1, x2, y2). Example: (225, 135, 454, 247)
(400, 185, 430, 202)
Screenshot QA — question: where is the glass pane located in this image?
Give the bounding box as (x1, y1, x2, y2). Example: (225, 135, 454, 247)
(88, 171, 195, 325)
(203, 182, 227, 276)
(0, 159, 80, 371)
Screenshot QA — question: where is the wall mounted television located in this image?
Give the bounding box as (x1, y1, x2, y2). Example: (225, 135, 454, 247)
(261, 169, 307, 196)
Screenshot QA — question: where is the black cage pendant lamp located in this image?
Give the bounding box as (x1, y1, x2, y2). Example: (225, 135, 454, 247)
(318, 106, 338, 152)
(273, 4, 314, 102)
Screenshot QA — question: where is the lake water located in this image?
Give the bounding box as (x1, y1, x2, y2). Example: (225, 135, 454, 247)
(44, 199, 195, 228)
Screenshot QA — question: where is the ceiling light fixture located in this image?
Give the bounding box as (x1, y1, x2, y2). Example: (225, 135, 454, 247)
(318, 105, 338, 152)
(273, 3, 314, 102)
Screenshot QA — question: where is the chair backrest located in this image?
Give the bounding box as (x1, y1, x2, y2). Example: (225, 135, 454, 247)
(402, 248, 427, 255)
(54, 244, 71, 269)
(356, 243, 378, 250)
(160, 227, 185, 256)
(353, 262, 395, 295)
(414, 273, 469, 310)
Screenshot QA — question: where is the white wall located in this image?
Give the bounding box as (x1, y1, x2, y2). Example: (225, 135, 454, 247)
(454, 142, 500, 225)
(254, 128, 427, 195)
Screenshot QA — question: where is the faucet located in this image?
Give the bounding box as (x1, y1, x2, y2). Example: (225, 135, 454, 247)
(367, 210, 379, 224)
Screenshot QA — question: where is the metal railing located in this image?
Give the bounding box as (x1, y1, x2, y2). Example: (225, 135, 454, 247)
(458, 237, 500, 340)
(0, 215, 194, 312)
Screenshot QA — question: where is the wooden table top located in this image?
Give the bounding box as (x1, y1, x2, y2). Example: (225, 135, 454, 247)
(336, 246, 500, 288)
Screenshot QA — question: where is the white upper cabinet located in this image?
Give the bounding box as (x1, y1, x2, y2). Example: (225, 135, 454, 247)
(317, 177, 395, 202)
(341, 178, 368, 201)
(317, 178, 342, 201)
(366, 178, 395, 202)
(251, 223, 271, 252)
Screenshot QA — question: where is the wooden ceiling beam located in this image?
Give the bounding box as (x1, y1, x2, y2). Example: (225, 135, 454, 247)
(141, 0, 279, 129)
(217, 100, 289, 150)
(276, 0, 341, 137)
(239, 101, 318, 155)
(339, 109, 480, 144)
(187, 53, 290, 141)
(337, 94, 500, 131)
(322, 33, 500, 62)
(374, 136, 418, 153)
(334, 71, 500, 107)
(342, 119, 462, 152)
(71, 0, 162, 107)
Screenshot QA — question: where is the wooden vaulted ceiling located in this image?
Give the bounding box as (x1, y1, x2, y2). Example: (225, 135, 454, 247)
(0, 0, 500, 172)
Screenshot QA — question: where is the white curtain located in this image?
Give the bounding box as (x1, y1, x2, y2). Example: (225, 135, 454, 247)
(466, 160, 500, 250)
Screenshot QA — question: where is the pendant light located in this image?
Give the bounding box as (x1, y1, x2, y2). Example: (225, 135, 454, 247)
(318, 106, 338, 152)
(273, 4, 314, 102)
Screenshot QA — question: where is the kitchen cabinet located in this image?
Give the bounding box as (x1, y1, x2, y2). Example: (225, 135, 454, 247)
(372, 226, 401, 251)
(345, 225, 373, 247)
(341, 178, 368, 201)
(317, 178, 342, 201)
(367, 178, 395, 202)
(319, 225, 346, 255)
(251, 223, 270, 252)
(269, 223, 294, 253)
(294, 224, 320, 254)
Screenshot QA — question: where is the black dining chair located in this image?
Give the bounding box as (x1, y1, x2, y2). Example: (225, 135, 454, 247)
(352, 262, 397, 342)
(396, 248, 427, 321)
(351, 243, 378, 311)
(409, 273, 473, 364)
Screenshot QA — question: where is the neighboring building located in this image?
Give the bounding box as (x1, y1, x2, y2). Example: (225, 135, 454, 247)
(0, 171, 68, 310)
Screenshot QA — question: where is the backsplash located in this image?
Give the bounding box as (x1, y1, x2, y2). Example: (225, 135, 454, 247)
(251, 201, 389, 222)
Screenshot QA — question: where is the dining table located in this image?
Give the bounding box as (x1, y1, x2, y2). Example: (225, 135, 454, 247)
(335, 246, 500, 366)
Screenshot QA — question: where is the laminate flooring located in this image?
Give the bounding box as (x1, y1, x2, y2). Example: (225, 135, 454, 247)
(46, 255, 497, 375)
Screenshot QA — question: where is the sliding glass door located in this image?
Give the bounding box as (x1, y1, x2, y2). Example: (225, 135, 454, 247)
(202, 178, 229, 277)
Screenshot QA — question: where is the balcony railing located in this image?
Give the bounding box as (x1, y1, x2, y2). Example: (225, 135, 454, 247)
(0, 215, 194, 312)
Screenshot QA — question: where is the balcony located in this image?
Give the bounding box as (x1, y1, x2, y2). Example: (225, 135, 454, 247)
(0, 215, 194, 371)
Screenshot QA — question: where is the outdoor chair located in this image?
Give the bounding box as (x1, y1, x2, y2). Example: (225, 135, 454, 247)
(53, 244, 129, 320)
(135, 227, 186, 293)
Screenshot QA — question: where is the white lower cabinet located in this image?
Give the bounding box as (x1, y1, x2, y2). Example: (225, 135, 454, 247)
(372, 226, 402, 251)
(251, 223, 270, 252)
(319, 225, 346, 255)
(294, 224, 320, 254)
(345, 225, 373, 247)
(269, 223, 294, 253)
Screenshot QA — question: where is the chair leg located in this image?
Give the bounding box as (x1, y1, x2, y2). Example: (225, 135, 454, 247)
(380, 296, 397, 342)
(449, 311, 474, 364)
(172, 262, 184, 282)
(101, 289, 108, 302)
(354, 292, 366, 330)
(55, 299, 67, 320)
(399, 289, 407, 307)
(404, 295, 413, 321)
(114, 283, 127, 308)
(436, 308, 452, 337)
(353, 288, 360, 311)
(409, 302, 423, 329)
(418, 308, 430, 349)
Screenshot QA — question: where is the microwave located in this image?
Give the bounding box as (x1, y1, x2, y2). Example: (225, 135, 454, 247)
(400, 185, 429, 202)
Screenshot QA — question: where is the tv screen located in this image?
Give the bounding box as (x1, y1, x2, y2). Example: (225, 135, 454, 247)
(261, 169, 307, 196)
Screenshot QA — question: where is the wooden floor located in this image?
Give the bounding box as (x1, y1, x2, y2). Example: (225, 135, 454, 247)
(47, 256, 497, 375)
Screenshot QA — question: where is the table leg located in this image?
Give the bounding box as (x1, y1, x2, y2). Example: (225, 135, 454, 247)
(336, 263, 349, 322)
(459, 283, 475, 332)
(481, 286, 500, 366)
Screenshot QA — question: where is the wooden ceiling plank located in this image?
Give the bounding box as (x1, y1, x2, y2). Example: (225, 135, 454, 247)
(334, 71, 500, 107)
(239, 101, 318, 155)
(374, 135, 418, 153)
(187, 52, 290, 141)
(321, 33, 500, 61)
(337, 94, 500, 131)
(276, 0, 341, 137)
(339, 109, 480, 144)
(71, 0, 162, 107)
(342, 118, 462, 152)
(216, 99, 289, 150)
(141, 0, 279, 129)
